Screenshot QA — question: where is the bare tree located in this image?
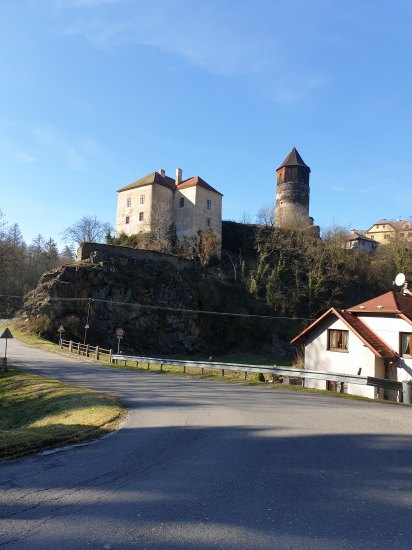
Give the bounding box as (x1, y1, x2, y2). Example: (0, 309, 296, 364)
(144, 202, 175, 253)
(256, 202, 276, 227)
(62, 216, 112, 247)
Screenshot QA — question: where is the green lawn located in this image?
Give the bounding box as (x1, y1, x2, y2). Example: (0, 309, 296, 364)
(0, 368, 125, 461)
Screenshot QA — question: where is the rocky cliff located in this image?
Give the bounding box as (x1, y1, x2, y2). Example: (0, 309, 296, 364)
(22, 247, 296, 356)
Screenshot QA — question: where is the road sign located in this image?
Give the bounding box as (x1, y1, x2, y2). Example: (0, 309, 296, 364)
(1, 328, 12, 371)
(115, 328, 125, 338)
(1, 328, 13, 339)
(57, 325, 65, 333)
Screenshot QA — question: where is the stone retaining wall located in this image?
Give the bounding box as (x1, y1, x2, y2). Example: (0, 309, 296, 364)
(77, 242, 194, 271)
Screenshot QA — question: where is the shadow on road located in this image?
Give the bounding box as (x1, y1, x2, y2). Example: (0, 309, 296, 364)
(1, 428, 412, 548)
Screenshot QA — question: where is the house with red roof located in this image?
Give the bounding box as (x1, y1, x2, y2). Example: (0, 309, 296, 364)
(291, 288, 412, 399)
(115, 168, 223, 254)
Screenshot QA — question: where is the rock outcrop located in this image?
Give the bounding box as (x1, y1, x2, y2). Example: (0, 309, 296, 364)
(22, 247, 292, 356)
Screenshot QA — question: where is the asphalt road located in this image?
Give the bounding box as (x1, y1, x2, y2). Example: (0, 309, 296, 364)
(1, 338, 412, 549)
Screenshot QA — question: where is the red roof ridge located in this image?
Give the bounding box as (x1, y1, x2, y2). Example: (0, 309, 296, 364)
(176, 175, 223, 195)
(291, 307, 397, 358)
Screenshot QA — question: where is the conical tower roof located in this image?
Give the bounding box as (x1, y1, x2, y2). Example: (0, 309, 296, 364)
(277, 147, 310, 171)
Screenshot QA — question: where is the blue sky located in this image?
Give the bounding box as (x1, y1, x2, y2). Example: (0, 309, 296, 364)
(1, 0, 412, 247)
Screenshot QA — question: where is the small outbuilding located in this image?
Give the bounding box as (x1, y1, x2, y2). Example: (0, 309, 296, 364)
(291, 290, 412, 399)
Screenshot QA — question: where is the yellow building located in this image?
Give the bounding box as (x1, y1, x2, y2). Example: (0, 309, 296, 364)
(365, 219, 412, 244)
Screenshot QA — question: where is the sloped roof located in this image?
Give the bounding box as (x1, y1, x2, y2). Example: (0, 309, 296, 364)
(117, 171, 175, 193)
(348, 291, 412, 323)
(177, 176, 223, 196)
(366, 220, 398, 232)
(291, 307, 397, 358)
(277, 147, 310, 171)
(347, 231, 376, 243)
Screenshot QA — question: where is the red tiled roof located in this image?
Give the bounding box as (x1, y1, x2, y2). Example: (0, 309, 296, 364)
(177, 176, 223, 196)
(347, 291, 412, 323)
(291, 307, 397, 358)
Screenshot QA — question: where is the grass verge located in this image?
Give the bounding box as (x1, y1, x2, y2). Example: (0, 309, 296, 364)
(0, 367, 126, 461)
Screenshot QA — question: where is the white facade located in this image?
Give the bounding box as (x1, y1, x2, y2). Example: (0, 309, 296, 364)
(115, 170, 222, 254)
(292, 291, 412, 400)
(303, 317, 384, 399)
(358, 315, 412, 382)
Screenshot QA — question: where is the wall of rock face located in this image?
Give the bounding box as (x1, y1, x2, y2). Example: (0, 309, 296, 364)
(22, 251, 294, 357)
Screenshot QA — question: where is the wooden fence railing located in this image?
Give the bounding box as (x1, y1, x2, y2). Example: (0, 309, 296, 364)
(60, 339, 112, 362)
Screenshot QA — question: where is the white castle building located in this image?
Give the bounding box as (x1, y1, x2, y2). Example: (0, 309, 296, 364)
(115, 168, 223, 253)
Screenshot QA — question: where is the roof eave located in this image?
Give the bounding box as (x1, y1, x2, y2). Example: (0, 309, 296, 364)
(291, 307, 397, 358)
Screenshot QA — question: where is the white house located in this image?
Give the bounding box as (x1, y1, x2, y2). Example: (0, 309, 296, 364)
(345, 230, 378, 252)
(115, 168, 223, 254)
(291, 290, 412, 399)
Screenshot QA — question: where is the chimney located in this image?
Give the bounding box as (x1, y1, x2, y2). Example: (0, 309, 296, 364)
(175, 168, 182, 186)
(160, 169, 165, 177)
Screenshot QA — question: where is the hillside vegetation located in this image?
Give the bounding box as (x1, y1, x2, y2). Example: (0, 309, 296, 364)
(18, 221, 412, 358)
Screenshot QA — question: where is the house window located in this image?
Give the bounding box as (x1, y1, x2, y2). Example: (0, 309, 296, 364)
(401, 333, 412, 356)
(206, 218, 211, 227)
(207, 199, 212, 210)
(327, 329, 349, 352)
(140, 194, 145, 204)
(179, 197, 184, 208)
(126, 197, 131, 208)
(125, 216, 130, 224)
(139, 212, 144, 221)
(384, 234, 391, 240)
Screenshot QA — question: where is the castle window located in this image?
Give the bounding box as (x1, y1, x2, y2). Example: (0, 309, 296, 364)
(179, 198, 184, 208)
(140, 194, 145, 204)
(126, 197, 131, 208)
(207, 199, 211, 210)
(139, 212, 144, 221)
(401, 333, 412, 356)
(327, 329, 348, 352)
(125, 216, 130, 224)
(206, 218, 211, 227)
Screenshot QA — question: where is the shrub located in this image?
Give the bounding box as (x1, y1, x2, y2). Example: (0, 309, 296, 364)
(253, 372, 265, 383)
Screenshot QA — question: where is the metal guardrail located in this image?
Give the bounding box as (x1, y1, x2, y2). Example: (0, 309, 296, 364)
(111, 354, 403, 391)
(61, 339, 113, 362)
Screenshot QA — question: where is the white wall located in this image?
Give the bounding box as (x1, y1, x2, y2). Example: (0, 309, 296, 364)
(174, 186, 197, 239)
(304, 317, 378, 398)
(357, 315, 412, 381)
(115, 185, 154, 236)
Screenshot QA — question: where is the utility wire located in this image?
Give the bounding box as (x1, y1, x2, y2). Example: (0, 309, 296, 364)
(0, 294, 313, 321)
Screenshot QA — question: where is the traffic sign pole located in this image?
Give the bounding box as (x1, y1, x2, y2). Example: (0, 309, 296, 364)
(115, 328, 125, 355)
(1, 328, 13, 371)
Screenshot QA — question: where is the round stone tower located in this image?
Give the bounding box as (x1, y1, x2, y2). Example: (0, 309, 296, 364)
(274, 147, 313, 228)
